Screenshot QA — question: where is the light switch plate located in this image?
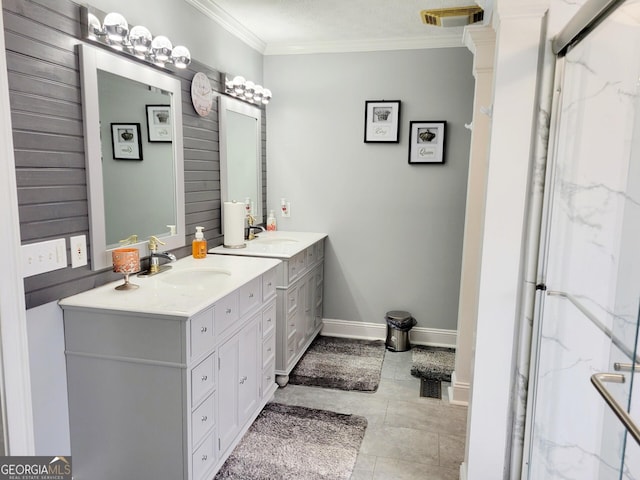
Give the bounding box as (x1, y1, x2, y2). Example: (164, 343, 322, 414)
(21, 238, 67, 277)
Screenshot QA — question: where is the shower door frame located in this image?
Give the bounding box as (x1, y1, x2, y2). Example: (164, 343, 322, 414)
(523, 0, 640, 477)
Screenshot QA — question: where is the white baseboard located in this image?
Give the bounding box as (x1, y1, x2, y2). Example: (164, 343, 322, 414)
(460, 461, 467, 480)
(448, 370, 470, 406)
(321, 318, 457, 348)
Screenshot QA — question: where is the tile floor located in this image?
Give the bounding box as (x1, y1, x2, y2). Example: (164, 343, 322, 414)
(273, 347, 468, 480)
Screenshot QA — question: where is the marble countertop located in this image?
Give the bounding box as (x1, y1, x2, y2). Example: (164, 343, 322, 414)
(209, 231, 327, 259)
(58, 255, 281, 318)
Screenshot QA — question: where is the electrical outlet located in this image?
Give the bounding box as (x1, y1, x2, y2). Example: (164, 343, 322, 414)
(21, 238, 67, 277)
(70, 235, 88, 268)
(280, 199, 291, 218)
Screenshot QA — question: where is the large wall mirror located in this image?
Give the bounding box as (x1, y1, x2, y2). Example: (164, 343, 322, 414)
(219, 96, 262, 222)
(79, 44, 185, 270)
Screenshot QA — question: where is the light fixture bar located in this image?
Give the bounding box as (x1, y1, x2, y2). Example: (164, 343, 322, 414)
(220, 72, 272, 105)
(80, 6, 191, 70)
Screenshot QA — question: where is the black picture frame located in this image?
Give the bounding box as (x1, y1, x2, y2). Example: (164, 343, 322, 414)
(364, 100, 401, 143)
(146, 104, 172, 142)
(408, 121, 446, 165)
(111, 123, 143, 160)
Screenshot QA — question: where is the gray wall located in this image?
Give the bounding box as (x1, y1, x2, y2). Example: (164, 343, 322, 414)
(7, 0, 265, 308)
(265, 49, 474, 330)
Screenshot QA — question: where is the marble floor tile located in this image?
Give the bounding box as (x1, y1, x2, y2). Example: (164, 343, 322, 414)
(271, 343, 468, 479)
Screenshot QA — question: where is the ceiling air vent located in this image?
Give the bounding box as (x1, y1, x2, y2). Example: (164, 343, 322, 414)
(421, 6, 484, 27)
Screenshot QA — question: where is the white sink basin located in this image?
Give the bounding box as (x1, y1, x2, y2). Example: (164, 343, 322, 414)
(161, 268, 231, 286)
(255, 237, 299, 245)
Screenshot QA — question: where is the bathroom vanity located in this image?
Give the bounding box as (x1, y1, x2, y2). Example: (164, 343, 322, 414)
(59, 255, 280, 480)
(210, 231, 327, 386)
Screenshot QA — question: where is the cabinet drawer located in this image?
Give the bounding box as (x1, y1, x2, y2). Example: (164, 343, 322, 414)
(239, 277, 261, 316)
(317, 240, 324, 259)
(286, 313, 297, 340)
(192, 394, 215, 445)
(190, 308, 214, 360)
(192, 433, 215, 480)
(285, 335, 297, 365)
(262, 302, 276, 338)
(287, 251, 306, 281)
(262, 332, 275, 369)
(262, 358, 275, 397)
(306, 244, 317, 265)
(262, 268, 277, 301)
(214, 292, 239, 336)
(191, 354, 215, 406)
(285, 286, 298, 316)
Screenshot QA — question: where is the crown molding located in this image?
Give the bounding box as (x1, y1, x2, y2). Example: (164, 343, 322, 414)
(264, 33, 465, 55)
(183, 0, 267, 53)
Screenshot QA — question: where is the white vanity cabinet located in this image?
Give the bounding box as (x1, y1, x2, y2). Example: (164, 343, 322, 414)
(276, 240, 325, 385)
(59, 256, 280, 480)
(210, 232, 327, 387)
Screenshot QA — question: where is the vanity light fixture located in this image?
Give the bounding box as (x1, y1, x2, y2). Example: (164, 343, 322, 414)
(222, 73, 272, 105)
(82, 7, 191, 70)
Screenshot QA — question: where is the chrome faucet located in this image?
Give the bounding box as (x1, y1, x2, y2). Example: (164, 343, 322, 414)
(141, 236, 176, 276)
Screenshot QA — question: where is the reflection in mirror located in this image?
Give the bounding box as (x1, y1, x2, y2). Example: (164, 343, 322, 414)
(79, 44, 185, 270)
(219, 96, 262, 222)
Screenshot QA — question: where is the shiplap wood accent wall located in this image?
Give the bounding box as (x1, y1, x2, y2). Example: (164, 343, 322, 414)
(5, 0, 267, 309)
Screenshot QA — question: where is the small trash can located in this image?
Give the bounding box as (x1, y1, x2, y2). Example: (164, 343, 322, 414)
(385, 310, 416, 352)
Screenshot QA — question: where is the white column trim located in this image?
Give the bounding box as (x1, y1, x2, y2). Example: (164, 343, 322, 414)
(0, 7, 36, 454)
(451, 25, 496, 407)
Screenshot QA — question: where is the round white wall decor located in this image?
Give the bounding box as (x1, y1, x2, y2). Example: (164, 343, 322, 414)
(191, 72, 213, 117)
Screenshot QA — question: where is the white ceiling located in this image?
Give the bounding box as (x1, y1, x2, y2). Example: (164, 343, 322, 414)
(185, 0, 491, 54)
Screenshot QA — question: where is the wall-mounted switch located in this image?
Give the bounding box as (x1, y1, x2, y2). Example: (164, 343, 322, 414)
(21, 238, 67, 277)
(70, 235, 88, 268)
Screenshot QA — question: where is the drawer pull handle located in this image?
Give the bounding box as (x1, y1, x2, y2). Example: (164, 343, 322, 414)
(201, 375, 208, 382)
(268, 282, 272, 287)
(239, 375, 248, 384)
(267, 347, 272, 352)
(201, 415, 208, 422)
(201, 454, 208, 462)
(249, 292, 254, 298)
(200, 326, 207, 333)
(226, 308, 232, 314)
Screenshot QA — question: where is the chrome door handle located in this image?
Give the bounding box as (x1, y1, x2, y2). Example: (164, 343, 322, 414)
(591, 373, 640, 445)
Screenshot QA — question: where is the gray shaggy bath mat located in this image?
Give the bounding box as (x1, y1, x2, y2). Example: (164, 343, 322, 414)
(288, 335, 386, 392)
(215, 403, 367, 480)
(410, 345, 455, 382)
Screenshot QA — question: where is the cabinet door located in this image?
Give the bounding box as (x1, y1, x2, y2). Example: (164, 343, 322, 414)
(217, 335, 239, 455)
(238, 317, 260, 425)
(217, 316, 260, 455)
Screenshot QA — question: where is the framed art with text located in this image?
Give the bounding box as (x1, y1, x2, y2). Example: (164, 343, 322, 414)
(364, 100, 401, 143)
(111, 123, 143, 160)
(146, 105, 172, 142)
(408, 121, 446, 164)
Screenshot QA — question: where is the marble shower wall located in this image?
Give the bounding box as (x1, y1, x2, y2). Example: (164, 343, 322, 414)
(527, 2, 640, 479)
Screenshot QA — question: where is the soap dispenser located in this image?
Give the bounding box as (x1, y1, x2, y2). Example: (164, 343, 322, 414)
(192, 226, 207, 259)
(267, 210, 277, 231)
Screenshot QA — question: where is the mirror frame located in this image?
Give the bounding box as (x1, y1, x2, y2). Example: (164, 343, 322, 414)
(79, 44, 185, 270)
(219, 95, 263, 223)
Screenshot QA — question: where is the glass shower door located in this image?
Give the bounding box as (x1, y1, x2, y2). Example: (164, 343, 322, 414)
(525, 1, 640, 478)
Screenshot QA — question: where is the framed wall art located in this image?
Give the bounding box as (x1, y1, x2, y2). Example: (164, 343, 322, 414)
(111, 123, 143, 160)
(364, 100, 401, 143)
(408, 121, 446, 164)
(146, 104, 172, 142)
